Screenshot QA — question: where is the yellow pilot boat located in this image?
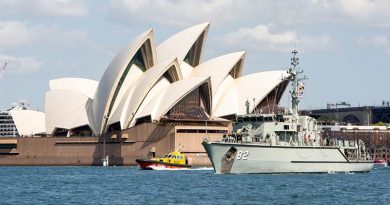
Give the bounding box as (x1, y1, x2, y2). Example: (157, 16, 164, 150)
(136, 150, 192, 170)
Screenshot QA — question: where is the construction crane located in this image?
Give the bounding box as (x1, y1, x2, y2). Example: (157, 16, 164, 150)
(0, 62, 7, 79)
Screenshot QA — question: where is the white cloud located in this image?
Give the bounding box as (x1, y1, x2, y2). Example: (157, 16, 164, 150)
(0, 0, 88, 17)
(220, 24, 335, 52)
(357, 35, 390, 53)
(0, 20, 89, 49)
(337, 0, 390, 27)
(0, 21, 33, 48)
(263, 0, 390, 28)
(36, 26, 89, 46)
(357, 35, 388, 48)
(106, 0, 242, 27)
(0, 54, 44, 77)
(299, 34, 334, 52)
(254, 0, 390, 28)
(106, 0, 390, 28)
(221, 24, 296, 52)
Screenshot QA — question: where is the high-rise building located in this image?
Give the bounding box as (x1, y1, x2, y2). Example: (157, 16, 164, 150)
(0, 110, 18, 137)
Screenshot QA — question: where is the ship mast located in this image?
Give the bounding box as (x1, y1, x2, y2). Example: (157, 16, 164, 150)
(288, 50, 306, 121)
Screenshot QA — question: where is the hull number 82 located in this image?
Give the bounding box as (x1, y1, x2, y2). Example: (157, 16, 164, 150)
(236, 151, 249, 160)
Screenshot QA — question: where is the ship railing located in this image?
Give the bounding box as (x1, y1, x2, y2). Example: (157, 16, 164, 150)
(222, 133, 244, 143)
(223, 136, 236, 143)
(343, 147, 372, 161)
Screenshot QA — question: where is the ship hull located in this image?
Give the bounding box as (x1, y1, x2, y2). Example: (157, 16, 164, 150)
(202, 142, 373, 174)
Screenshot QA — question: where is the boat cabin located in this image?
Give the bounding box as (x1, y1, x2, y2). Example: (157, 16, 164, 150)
(159, 150, 187, 165)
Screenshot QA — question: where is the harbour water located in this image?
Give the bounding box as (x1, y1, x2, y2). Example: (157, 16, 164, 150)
(1, 166, 389, 204)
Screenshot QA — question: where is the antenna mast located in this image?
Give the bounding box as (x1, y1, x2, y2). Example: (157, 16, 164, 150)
(288, 50, 307, 121)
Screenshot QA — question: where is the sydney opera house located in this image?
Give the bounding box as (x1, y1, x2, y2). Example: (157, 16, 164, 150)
(0, 23, 290, 166)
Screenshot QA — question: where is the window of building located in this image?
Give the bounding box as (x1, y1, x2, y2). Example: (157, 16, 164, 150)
(176, 129, 226, 134)
(0, 144, 17, 149)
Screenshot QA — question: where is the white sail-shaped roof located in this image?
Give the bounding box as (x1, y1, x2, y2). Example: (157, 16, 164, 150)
(179, 61, 195, 80)
(121, 58, 182, 128)
(45, 90, 91, 134)
(91, 29, 157, 135)
(191, 52, 245, 96)
(135, 77, 211, 124)
(106, 64, 144, 126)
(9, 110, 46, 136)
(40, 23, 295, 135)
(213, 71, 290, 116)
(128, 78, 171, 127)
(49, 78, 98, 99)
(107, 58, 181, 128)
(157, 22, 209, 76)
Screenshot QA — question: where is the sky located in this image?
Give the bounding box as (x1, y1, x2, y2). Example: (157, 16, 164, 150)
(0, 0, 389, 111)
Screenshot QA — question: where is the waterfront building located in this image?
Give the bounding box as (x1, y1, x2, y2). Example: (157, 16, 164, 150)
(307, 103, 390, 161)
(321, 124, 390, 160)
(44, 22, 290, 138)
(0, 23, 291, 165)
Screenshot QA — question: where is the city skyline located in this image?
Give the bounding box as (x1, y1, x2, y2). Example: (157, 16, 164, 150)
(0, 0, 389, 111)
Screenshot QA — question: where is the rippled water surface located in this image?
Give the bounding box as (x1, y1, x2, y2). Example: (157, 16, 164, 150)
(0, 166, 389, 204)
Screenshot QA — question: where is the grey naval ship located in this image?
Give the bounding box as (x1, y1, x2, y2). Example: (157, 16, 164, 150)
(202, 50, 374, 174)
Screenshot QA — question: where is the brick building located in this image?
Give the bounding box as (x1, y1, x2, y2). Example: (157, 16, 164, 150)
(321, 125, 390, 160)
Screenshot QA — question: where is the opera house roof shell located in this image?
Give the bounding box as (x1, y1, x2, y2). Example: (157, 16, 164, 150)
(39, 22, 291, 136)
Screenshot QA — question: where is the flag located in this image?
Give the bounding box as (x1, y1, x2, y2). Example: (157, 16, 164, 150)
(297, 82, 305, 96)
